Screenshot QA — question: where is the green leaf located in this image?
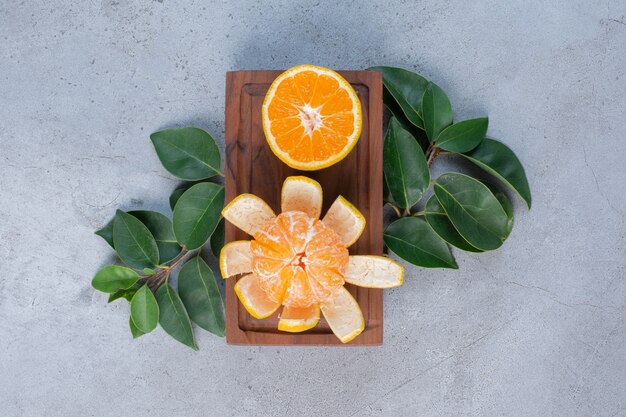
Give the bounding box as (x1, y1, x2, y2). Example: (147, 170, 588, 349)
(424, 195, 483, 253)
(173, 183, 225, 250)
(130, 285, 159, 333)
(113, 210, 159, 269)
(433, 173, 510, 251)
(129, 211, 181, 264)
(169, 187, 188, 211)
(421, 82, 452, 143)
(150, 127, 222, 180)
(460, 138, 532, 208)
(483, 182, 514, 237)
(210, 218, 225, 257)
(383, 118, 430, 209)
(382, 87, 429, 150)
(156, 284, 198, 350)
(99, 211, 182, 264)
(143, 268, 156, 275)
(129, 316, 146, 339)
(92, 265, 140, 293)
(435, 118, 488, 152)
(95, 218, 114, 248)
(383, 217, 457, 268)
(108, 282, 142, 303)
(178, 256, 225, 337)
(369, 66, 429, 128)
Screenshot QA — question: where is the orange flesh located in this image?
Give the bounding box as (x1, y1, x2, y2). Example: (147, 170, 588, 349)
(250, 211, 349, 307)
(266, 70, 358, 164)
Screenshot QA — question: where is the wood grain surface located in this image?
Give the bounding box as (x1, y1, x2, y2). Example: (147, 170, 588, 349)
(224, 70, 383, 345)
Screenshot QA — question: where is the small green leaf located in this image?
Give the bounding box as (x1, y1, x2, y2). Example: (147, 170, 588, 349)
(143, 268, 156, 275)
(383, 118, 430, 209)
(178, 256, 225, 337)
(95, 219, 114, 248)
(99, 211, 182, 265)
(173, 183, 225, 250)
(113, 210, 159, 269)
(421, 82, 452, 143)
(130, 285, 159, 333)
(424, 195, 483, 253)
(435, 118, 488, 152)
(129, 210, 181, 264)
(210, 218, 225, 257)
(384, 217, 457, 269)
(169, 187, 188, 211)
(369, 66, 429, 128)
(108, 282, 142, 303)
(483, 182, 514, 237)
(156, 284, 198, 350)
(434, 173, 510, 251)
(150, 127, 222, 180)
(460, 138, 532, 208)
(129, 316, 146, 339)
(382, 87, 429, 150)
(92, 265, 140, 293)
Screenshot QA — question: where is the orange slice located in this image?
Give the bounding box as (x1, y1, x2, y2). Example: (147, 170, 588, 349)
(262, 65, 362, 170)
(219, 240, 252, 279)
(343, 255, 404, 288)
(278, 303, 320, 332)
(281, 176, 323, 219)
(321, 195, 366, 247)
(222, 194, 275, 236)
(234, 273, 280, 319)
(320, 286, 364, 343)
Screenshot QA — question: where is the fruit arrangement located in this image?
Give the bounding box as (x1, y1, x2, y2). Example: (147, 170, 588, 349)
(221, 176, 402, 342)
(91, 64, 530, 348)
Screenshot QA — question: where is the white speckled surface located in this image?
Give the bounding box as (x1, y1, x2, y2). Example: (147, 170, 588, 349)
(1, 1, 625, 416)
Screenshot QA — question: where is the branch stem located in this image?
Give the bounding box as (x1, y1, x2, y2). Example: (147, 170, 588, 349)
(385, 201, 402, 218)
(427, 146, 440, 166)
(145, 249, 194, 292)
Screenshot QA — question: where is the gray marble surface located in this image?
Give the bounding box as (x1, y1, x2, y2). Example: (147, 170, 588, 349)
(1, 1, 625, 416)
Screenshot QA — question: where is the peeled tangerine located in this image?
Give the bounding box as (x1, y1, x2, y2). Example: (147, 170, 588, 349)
(220, 176, 404, 343)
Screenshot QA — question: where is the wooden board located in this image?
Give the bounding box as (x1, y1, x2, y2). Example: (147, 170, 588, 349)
(224, 70, 383, 345)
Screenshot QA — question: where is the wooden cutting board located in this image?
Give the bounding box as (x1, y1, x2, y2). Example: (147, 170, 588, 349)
(224, 70, 383, 345)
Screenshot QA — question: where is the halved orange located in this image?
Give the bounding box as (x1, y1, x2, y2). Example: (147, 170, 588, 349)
(262, 65, 362, 170)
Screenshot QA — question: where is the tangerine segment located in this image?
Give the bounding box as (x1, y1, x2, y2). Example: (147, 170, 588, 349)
(234, 273, 281, 319)
(320, 286, 365, 343)
(281, 176, 323, 219)
(278, 303, 320, 333)
(250, 211, 348, 308)
(222, 194, 275, 236)
(321, 195, 366, 247)
(262, 64, 362, 171)
(344, 256, 404, 288)
(257, 269, 289, 304)
(219, 241, 252, 279)
(281, 265, 314, 307)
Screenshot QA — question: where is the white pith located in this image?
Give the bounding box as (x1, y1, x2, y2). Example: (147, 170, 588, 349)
(296, 103, 325, 136)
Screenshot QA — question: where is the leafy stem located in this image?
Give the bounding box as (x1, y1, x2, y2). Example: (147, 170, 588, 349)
(426, 144, 441, 166)
(143, 249, 194, 291)
(384, 200, 402, 218)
